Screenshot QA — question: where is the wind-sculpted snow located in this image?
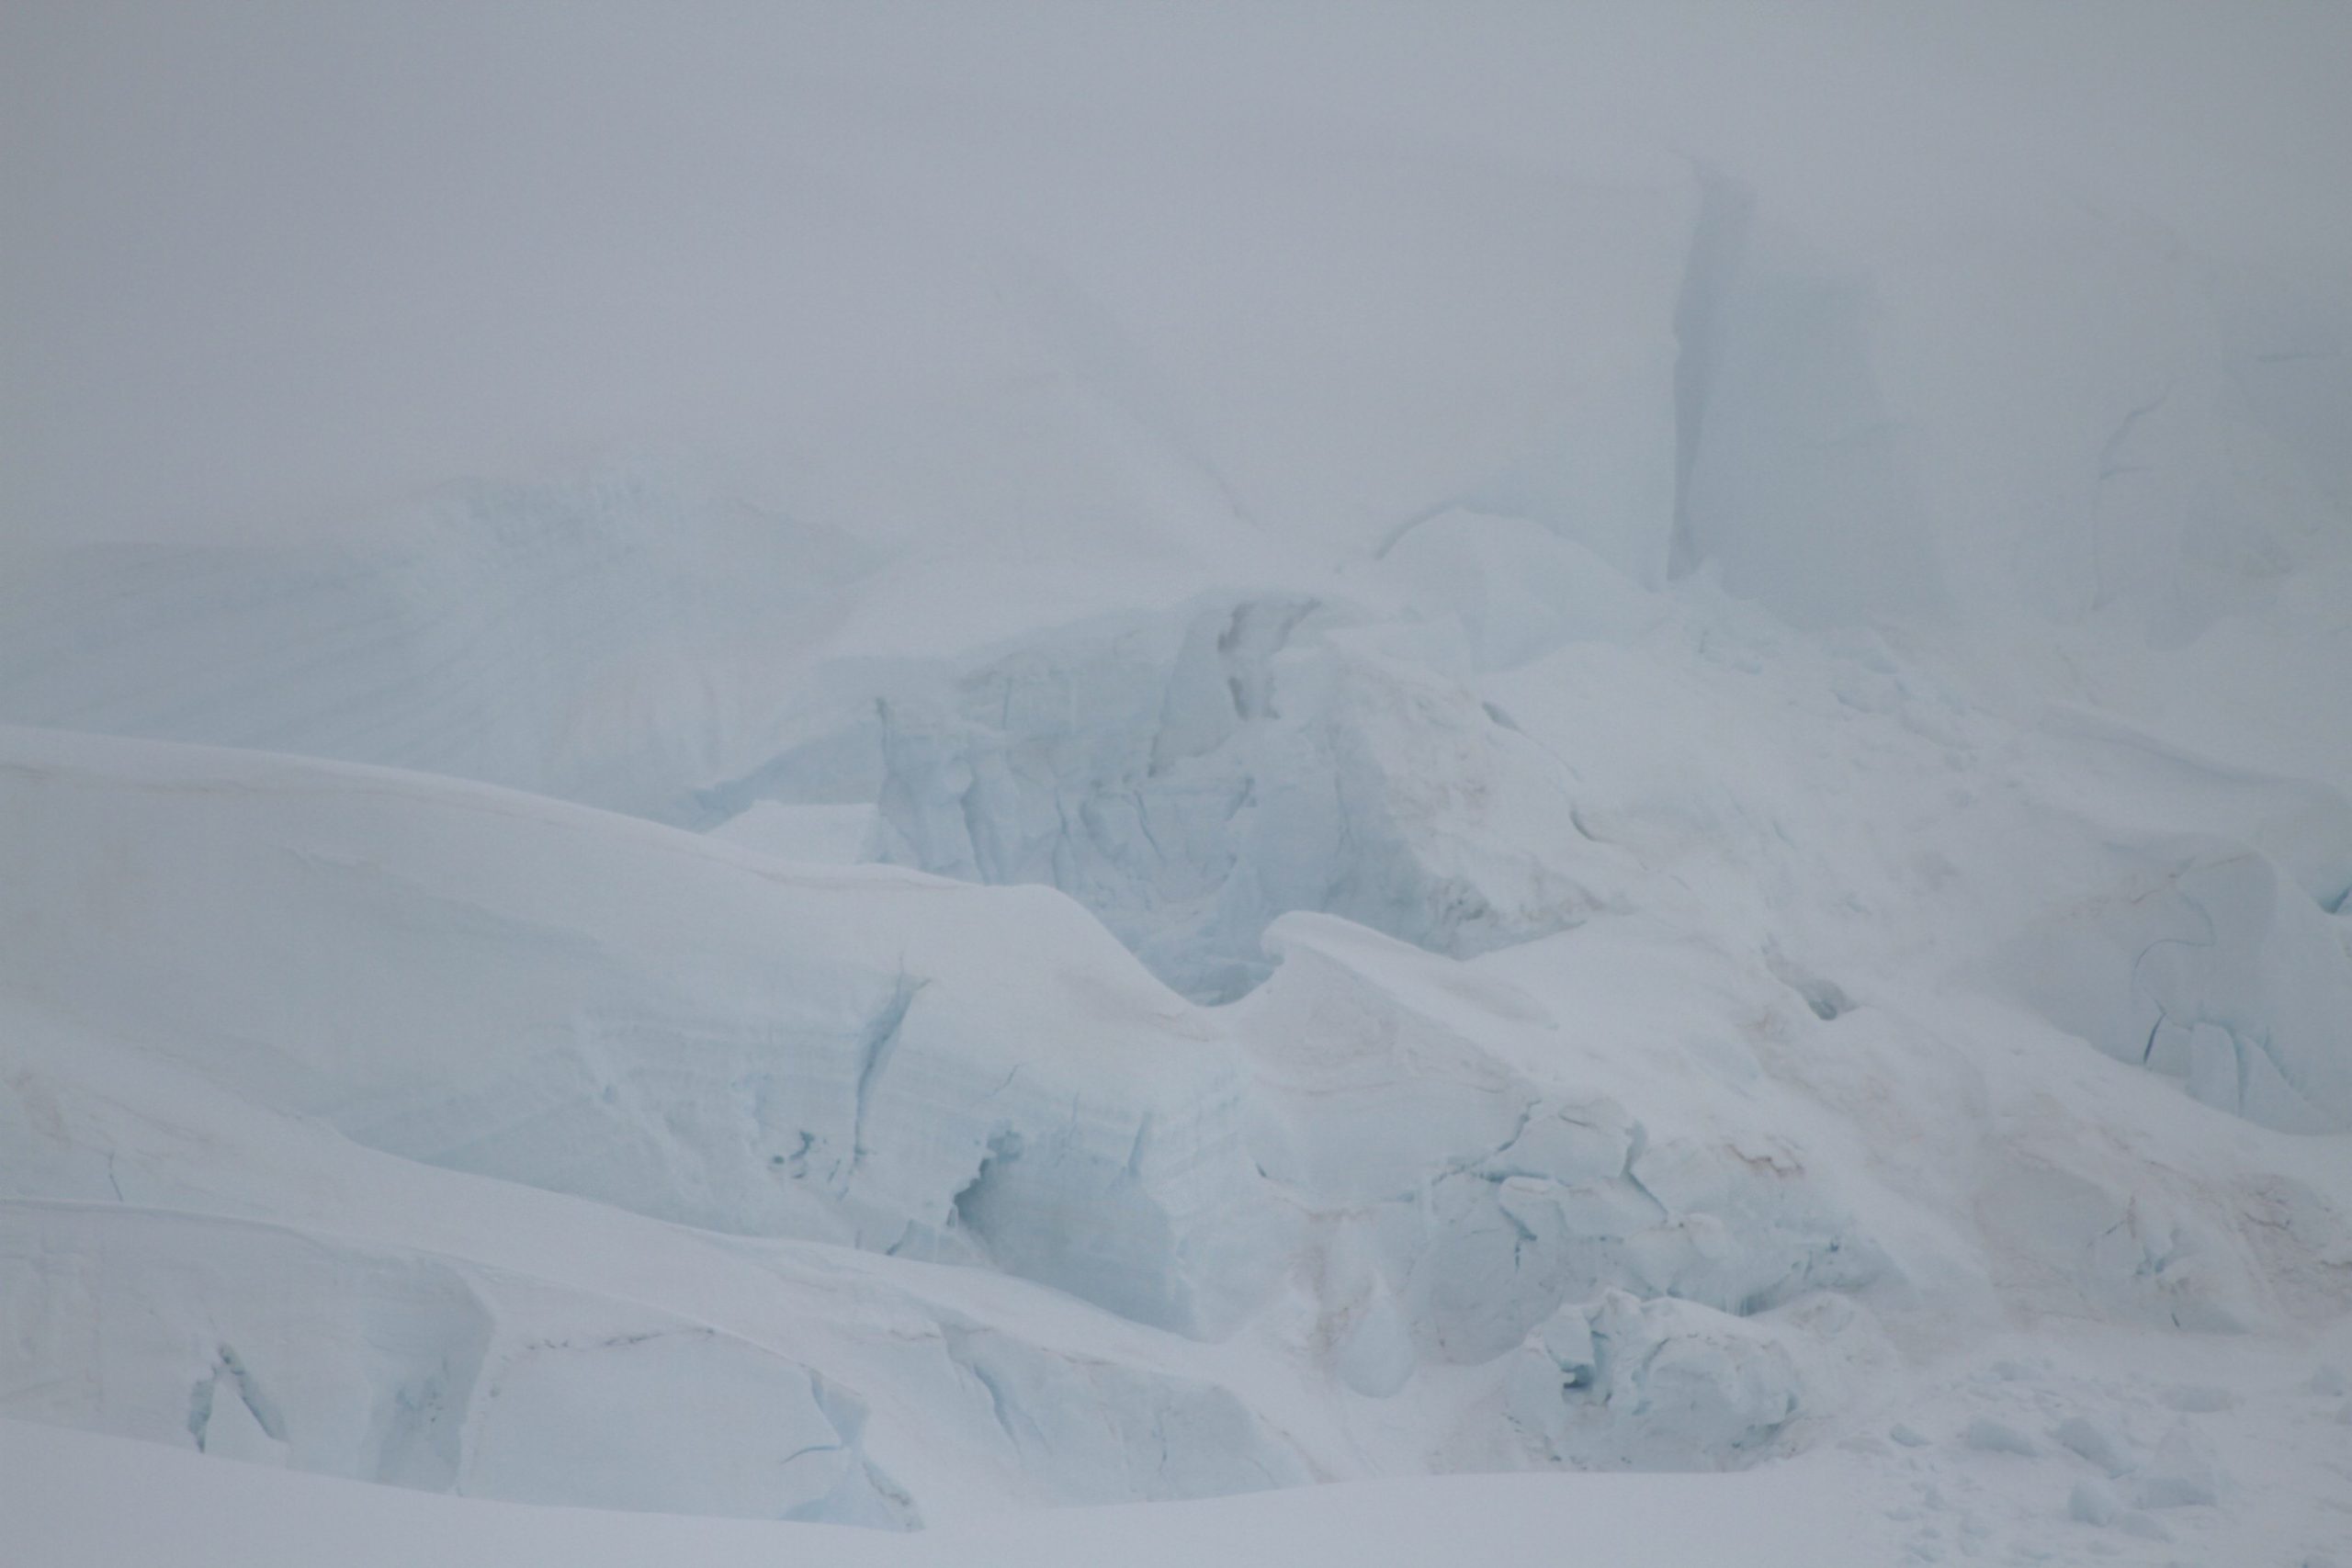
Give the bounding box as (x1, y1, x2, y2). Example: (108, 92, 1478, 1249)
(0, 163, 2346, 1566)
(0, 1011, 1316, 1521)
(0, 723, 1277, 1338)
(7, 468, 2352, 1528)
(0, 711, 1937, 1510)
(6, 4, 2352, 1553)
(0, 1191, 1322, 1524)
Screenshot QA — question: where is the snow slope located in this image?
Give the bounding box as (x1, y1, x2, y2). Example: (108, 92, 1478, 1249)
(4, 1417, 1905, 1568)
(7, 593, 2352, 1558)
(6, 5, 2352, 1565)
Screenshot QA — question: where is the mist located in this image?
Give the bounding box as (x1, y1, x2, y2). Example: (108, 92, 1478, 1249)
(7, 2, 2348, 545)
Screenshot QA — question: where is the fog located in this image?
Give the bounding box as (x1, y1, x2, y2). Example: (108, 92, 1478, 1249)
(6, 2, 2348, 544)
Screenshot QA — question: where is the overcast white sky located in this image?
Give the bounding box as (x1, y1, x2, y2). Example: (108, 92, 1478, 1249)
(6, 2, 2348, 545)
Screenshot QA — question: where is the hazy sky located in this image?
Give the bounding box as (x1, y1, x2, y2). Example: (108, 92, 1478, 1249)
(6, 2, 2348, 545)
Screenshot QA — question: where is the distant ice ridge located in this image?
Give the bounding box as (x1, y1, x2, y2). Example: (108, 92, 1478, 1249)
(0, 466, 886, 808)
(6, 169, 2348, 990)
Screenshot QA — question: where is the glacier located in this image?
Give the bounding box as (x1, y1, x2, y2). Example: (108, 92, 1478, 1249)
(5, 5, 2352, 1565)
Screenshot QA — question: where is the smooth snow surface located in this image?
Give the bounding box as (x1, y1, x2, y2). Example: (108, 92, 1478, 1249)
(2, 1417, 1898, 1568)
(5, 6, 2352, 1565)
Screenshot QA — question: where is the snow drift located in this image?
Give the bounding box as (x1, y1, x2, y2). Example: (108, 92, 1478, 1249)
(5, 6, 2351, 1563)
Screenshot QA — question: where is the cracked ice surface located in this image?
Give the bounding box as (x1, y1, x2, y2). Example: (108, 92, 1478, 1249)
(0, 724, 1280, 1341)
(6, 355, 2352, 1543)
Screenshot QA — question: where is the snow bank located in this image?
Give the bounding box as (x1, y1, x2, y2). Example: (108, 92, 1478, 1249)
(4, 8, 2350, 1552)
(0, 723, 1274, 1338)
